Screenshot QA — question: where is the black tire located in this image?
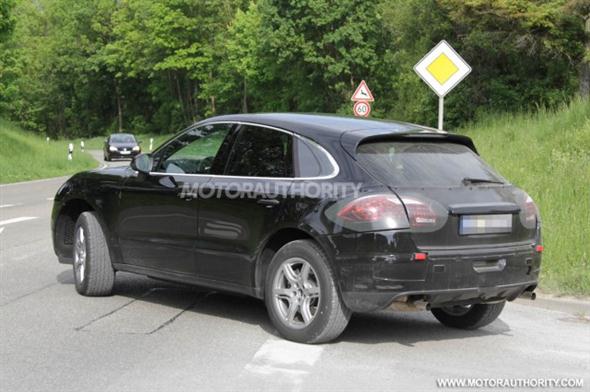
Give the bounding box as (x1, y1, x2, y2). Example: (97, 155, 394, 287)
(73, 212, 115, 296)
(104, 154, 111, 162)
(264, 239, 351, 344)
(431, 302, 506, 330)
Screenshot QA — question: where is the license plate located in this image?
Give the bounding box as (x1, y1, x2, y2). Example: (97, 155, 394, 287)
(120, 150, 130, 155)
(459, 214, 512, 235)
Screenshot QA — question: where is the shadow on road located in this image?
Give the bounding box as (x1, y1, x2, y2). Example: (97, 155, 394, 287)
(56, 270, 511, 344)
(341, 310, 511, 346)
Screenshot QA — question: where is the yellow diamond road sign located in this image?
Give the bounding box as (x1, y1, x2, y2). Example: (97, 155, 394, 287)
(426, 53, 459, 84)
(414, 40, 471, 97)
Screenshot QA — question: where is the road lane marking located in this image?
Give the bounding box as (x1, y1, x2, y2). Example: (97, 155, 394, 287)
(46, 197, 54, 201)
(0, 176, 68, 187)
(242, 338, 324, 390)
(0, 217, 38, 226)
(0, 204, 21, 208)
(0, 227, 4, 234)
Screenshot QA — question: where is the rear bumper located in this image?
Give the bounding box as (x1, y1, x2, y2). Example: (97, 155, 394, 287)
(342, 281, 537, 312)
(325, 231, 541, 312)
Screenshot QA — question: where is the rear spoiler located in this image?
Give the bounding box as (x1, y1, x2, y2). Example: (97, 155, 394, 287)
(340, 129, 478, 157)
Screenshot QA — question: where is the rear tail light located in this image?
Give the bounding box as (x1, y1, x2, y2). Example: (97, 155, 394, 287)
(335, 194, 409, 230)
(400, 196, 447, 232)
(330, 193, 447, 233)
(520, 194, 539, 229)
(535, 245, 544, 253)
(413, 252, 428, 261)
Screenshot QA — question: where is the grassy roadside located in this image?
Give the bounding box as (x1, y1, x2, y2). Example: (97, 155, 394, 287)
(0, 119, 97, 184)
(459, 98, 590, 295)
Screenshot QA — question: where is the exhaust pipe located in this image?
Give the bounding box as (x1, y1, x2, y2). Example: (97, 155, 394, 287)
(390, 298, 431, 312)
(519, 291, 536, 300)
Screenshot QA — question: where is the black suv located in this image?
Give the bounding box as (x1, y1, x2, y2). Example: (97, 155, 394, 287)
(52, 114, 541, 343)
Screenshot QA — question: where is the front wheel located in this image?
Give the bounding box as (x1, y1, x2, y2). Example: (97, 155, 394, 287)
(265, 240, 351, 344)
(73, 212, 115, 296)
(431, 302, 506, 330)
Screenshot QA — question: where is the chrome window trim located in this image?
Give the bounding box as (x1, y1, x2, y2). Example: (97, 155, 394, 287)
(149, 121, 340, 181)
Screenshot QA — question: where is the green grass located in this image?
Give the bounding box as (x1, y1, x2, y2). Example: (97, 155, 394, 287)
(0, 120, 97, 184)
(459, 98, 590, 295)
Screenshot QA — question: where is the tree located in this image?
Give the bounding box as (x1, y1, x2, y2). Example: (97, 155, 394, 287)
(565, 0, 590, 97)
(0, 0, 15, 39)
(1, 0, 586, 137)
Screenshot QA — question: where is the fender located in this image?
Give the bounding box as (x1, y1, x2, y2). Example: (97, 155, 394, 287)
(252, 221, 341, 299)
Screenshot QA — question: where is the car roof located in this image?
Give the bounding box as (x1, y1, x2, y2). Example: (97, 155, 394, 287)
(110, 133, 135, 137)
(201, 113, 437, 140)
(197, 113, 477, 156)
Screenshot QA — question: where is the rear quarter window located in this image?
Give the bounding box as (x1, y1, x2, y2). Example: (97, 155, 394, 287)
(294, 138, 336, 178)
(356, 141, 505, 187)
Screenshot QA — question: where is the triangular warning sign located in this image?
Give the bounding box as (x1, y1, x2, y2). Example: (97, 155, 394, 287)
(351, 80, 374, 102)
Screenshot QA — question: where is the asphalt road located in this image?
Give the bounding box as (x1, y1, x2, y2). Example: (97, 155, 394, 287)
(1, 152, 589, 392)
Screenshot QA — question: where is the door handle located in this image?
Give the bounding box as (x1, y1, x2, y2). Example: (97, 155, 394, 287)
(257, 198, 280, 206)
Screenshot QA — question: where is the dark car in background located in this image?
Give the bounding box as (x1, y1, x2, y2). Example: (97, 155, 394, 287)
(103, 133, 141, 161)
(52, 114, 542, 344)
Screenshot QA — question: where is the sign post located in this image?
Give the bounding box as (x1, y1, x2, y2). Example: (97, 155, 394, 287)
(438, 96, 444, 131)
(414, 40, 471, 131)
(351, 80, 374, 118)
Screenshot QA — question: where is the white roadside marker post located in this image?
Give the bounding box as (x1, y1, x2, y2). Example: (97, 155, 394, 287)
(414, 40, 471, 131)
(80, 140, 85, 152)
(68, 143, 74, 161)
(46, 137, 50, 143)
(149, 138, 154, 152)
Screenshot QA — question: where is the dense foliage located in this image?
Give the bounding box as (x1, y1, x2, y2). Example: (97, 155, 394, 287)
(0, 0, 587, 137)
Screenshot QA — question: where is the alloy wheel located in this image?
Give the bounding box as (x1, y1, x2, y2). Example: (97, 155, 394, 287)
(74, 226, 86, 283)
(272, 257, 321, 329)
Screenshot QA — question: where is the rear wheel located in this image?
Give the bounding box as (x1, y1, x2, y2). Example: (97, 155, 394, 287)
(73, 212, 115, 296)
(265, 240, 350, 344)
(431, 302, 506, 329)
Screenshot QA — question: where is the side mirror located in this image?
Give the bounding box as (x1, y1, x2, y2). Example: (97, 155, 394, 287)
(131, 153, 153, 174)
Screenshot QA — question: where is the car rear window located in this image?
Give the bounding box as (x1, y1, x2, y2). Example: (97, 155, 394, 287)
(356, 141, 505, 187)
(225, 125, 293, 177)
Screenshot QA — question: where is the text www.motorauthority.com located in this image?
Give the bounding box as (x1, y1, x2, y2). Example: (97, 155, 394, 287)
(437, 378, 584, 389)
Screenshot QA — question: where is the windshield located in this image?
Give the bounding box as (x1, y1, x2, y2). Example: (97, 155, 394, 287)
(356, 141, 505, 187)
(110, 134, 136, 143)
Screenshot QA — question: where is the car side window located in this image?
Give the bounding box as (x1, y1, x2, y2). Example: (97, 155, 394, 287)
(225, 125, 293, 178)
(155, 123, 234, 174)
(294, 138, 335, 178)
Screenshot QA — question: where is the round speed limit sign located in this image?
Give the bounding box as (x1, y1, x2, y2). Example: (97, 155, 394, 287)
(353, 101, 371, 117)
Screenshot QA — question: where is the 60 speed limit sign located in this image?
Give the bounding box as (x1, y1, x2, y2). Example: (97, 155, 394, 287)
(353, 101, 371, 117)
